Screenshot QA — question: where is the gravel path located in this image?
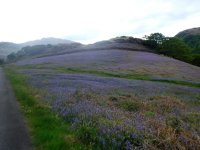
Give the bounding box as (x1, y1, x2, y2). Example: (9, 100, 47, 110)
(0, 67, 31, 150)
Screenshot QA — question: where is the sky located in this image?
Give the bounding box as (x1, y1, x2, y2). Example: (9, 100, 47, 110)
(0, 0, 199, 44)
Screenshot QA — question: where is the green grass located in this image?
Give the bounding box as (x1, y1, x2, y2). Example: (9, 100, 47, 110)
(56, 67, 200, 88)
(17, 64, 200, 88)
(4, 66, 89, 150)
(144, 111, 156, 118)
(150, 79, 200, 88)
(56, 67, 149, 80)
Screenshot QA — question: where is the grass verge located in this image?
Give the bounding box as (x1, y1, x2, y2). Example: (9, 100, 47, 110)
(4, 66, 89, 150)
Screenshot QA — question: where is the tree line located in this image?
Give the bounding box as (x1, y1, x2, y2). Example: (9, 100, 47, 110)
(143, 33, 200, 66)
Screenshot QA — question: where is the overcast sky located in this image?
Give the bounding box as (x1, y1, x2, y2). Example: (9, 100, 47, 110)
(0, 0, 199, 44)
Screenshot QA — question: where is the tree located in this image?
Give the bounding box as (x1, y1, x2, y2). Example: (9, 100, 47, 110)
(160, 37, 192, 62)
(7, 52, 17, 61)
(144, 33, 167, 49)
(0, 58, 4, 65)
(192, 54, 200, 66)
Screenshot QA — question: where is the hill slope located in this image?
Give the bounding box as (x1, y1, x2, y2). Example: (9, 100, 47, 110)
(175, 27, 200, 53)
(16, 46, 200, 83)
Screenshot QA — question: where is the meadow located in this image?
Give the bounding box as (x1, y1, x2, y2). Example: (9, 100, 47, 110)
(6, 48, 200, 149)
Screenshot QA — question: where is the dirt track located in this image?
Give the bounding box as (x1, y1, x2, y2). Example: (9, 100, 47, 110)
(0, 67, 31, 150)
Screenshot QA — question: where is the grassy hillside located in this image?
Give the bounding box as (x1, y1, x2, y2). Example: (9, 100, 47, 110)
(16, 49, 200, 83)
(7, 37, 151, 62)
(176, 27, 200, 53)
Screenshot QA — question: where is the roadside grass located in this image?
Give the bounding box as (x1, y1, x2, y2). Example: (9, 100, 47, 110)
(15, 64, 200, 88)
(4, 66, 89, 150)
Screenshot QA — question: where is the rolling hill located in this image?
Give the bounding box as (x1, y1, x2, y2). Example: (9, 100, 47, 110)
(0, 37, 76, 59)
(15, 37, 200, 83)
(8, 36, 152, 61)
(175, 27, 200, 53)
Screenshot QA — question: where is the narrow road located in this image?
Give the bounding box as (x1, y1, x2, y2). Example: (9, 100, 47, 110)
(0, 67, 31, 150)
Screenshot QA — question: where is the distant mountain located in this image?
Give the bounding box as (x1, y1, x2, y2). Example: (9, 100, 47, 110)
(175, 27, 200, 53)
(21, 37, 74, 47)
(0, 37, 76, 59)
(7, 43, 83, 61)
(0, 42, 21, 59)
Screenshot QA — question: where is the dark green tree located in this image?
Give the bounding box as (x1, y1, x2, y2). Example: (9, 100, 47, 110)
(160, 37, 192, 62)
(7, 52, 17, 61)
(144, 33, 166, 44)
(192, 54, 200, 66)
(144, 33, 167, 49)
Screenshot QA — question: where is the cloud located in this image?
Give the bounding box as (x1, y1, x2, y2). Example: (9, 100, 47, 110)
(0, 0, 199, 43)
